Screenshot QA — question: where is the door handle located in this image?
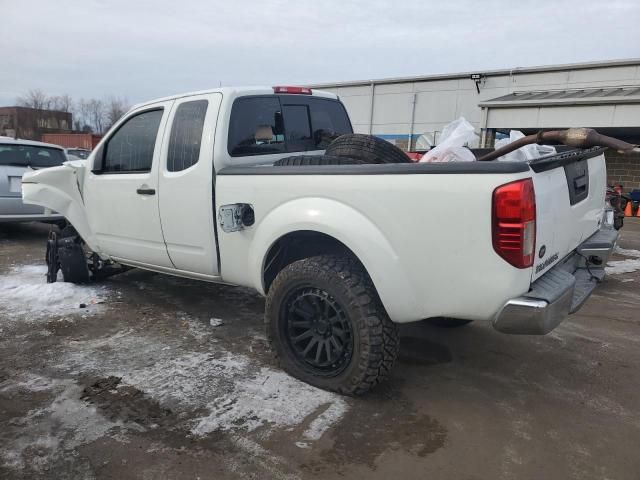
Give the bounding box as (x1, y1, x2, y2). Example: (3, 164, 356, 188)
(136, 188, 156, 195)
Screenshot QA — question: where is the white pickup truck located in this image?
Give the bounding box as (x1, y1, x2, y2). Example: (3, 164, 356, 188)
(22, 86, 624, 395)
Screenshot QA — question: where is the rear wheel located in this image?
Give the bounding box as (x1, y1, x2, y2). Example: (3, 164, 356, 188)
(266, 255, 399, 395)
(325, 134, 411, 164)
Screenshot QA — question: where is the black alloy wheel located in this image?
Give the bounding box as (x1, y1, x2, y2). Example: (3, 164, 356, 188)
(282, 287, 354, 376)
(266, 254, 399, 395)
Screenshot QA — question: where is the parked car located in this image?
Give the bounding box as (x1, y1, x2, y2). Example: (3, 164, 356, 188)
(22, 86, 620, 394)
(65, 148, 91, 160)
(0, 136, 66, 225)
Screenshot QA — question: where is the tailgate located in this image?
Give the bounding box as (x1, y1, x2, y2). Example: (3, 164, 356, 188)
(530, 148, 607, 281)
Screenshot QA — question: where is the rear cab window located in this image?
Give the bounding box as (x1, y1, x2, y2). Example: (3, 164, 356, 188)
(228, 95, 352, 157)
(167, 100, 208, 172)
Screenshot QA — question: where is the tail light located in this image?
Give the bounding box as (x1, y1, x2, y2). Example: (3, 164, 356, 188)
(272, 86, 312, 95)
(492, 178, 536, 268)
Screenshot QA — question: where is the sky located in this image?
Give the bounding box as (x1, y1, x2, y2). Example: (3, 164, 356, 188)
(1, 0, 639, 106)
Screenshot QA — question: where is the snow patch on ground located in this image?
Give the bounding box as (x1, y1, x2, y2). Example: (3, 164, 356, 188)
(0, 264, 107, 320)
(192, 367, 348, 437)
(0, 375, 119, 473)
(613, 247, 640, 258)
(302, 401, 349, 441)
(0, 372, 61, 393)
(60, 329, 348, 441)
(606, 259, 640, 275)
(606, 247, 640, 275)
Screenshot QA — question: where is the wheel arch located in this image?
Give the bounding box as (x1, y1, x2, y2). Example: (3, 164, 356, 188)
(262, 230, 356, 292)
(247, 197, 420, 322)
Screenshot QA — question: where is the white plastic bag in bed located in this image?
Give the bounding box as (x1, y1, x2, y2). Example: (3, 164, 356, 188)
(420, 117, 477, 163)
(494, 130, 557, 162)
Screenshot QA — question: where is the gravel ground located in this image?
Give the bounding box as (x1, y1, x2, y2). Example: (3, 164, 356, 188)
(1, 220, 640, 479)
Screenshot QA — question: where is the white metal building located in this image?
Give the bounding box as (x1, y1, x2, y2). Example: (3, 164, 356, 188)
(310, 59, 640, 147)
(310, 59, 640, 190)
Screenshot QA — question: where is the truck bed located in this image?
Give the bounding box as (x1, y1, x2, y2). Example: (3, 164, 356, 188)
(215, 147, 606, 324)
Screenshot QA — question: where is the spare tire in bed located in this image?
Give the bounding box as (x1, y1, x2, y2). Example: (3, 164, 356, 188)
(273, 154, 362, 166)
(325, 134, 411, 164)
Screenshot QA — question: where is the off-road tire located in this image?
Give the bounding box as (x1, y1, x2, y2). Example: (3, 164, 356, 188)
(325, 134, 411, 164)
(265, 254, 399, 395)
(274, 154, 362, 166)
(428, 317, 473, 328)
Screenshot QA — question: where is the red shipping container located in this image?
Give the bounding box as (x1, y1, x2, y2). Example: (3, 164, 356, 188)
(40, 133, 102, 150)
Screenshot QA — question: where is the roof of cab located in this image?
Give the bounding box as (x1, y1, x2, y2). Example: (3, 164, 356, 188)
(129, 86, 338, 111)
(0, 136, 65, 150)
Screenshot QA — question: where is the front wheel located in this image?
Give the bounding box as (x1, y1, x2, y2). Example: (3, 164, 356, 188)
(265, 255, 399, 395)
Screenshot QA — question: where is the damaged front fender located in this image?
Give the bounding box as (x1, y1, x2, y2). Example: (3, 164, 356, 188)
(22, 163, 97, 250)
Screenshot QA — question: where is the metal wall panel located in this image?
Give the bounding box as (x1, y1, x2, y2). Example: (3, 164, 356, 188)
(318, 60, 640, 146)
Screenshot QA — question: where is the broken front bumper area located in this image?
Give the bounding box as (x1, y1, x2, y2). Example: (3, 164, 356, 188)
(493, 228, 618, 335)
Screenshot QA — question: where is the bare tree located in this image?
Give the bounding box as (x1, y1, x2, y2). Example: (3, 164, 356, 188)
(77, 99, 94, 133)
(105, 96, 129, 131)
(87, 99, 106, 134)
(50, 94, 74, 112)
(16, 90, 126, 134)
(16, 89, 49, 110)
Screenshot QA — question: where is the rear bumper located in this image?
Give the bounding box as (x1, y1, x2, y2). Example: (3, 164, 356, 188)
(493, 228, 618, 335)
(0, 213, 64, 223)
(0, 196, 63, 223)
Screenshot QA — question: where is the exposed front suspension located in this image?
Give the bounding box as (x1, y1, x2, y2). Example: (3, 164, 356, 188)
(45, 229, 128, 284)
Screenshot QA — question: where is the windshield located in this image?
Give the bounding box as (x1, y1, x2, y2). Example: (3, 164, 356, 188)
(0, 144, 67, 167)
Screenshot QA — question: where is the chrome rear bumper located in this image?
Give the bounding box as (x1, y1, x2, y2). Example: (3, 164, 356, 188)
(493, 286, 574, 335)
(493, 228, 618, 335)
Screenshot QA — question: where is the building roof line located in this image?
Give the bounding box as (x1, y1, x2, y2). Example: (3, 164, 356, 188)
(0, 106, 72, 115)
(479, 84, 640, 108)
(307, 58, 640, 89)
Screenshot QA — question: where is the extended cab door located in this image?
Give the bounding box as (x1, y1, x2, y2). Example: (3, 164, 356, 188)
(157, 93, 222, 275)
(84, 102, 174, 267)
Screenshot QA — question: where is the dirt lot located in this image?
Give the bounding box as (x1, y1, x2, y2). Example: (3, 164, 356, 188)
(1, 220, 640, 480)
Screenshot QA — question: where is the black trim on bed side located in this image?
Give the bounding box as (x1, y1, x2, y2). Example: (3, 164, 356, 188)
(217, 161, 530, 176)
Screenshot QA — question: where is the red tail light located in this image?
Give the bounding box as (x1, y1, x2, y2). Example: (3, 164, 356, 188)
(272, 86, 312, 95)
(492, 178, 536, 268)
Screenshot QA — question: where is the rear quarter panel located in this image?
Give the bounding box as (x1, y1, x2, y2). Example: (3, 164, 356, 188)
(215, 170, 533, 323)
